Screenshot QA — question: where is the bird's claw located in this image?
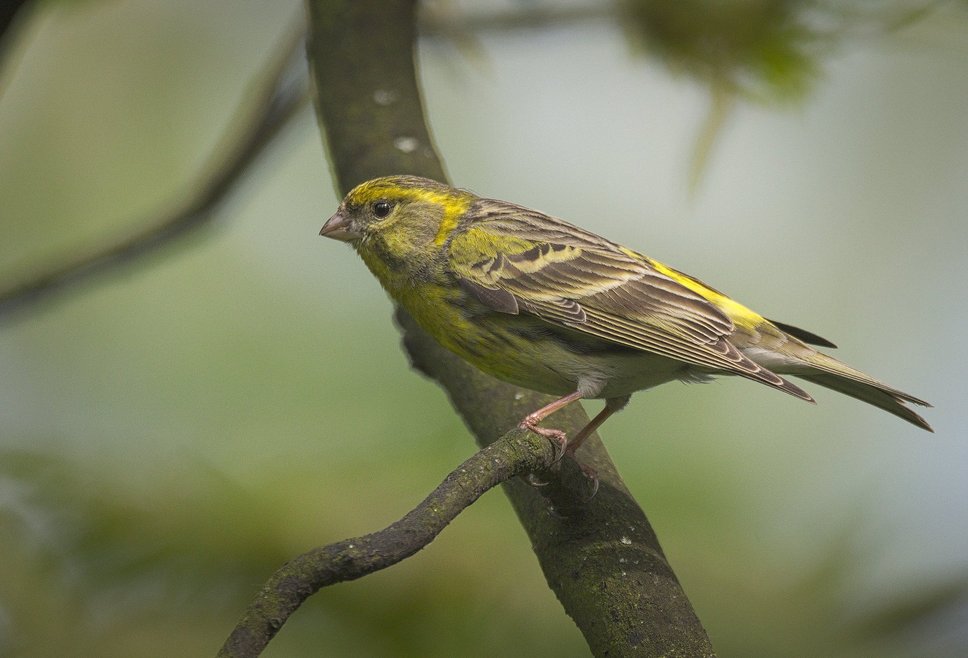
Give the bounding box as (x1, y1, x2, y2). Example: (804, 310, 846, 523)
(519, 418, 597, 498)
(523, 472, 550, 487)
(518, 418, 568, 464)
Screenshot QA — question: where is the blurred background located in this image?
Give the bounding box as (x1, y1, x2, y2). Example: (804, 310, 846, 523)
(1, 1, 966, 656)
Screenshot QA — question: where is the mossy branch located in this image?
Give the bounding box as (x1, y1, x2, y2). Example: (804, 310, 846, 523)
(217, 430, 561, 658)
(227, 0, 714, 656)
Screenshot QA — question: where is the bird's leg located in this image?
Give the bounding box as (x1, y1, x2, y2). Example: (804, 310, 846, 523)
(519, 390, 584, 459)
(556, 405, 616, 494)
(561, 395, 632, 494)
(566, 395, 630, 456)
(566, 407, 617, 456)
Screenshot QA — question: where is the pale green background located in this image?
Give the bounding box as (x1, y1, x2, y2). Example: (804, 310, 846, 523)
(1, 1, 966, 656)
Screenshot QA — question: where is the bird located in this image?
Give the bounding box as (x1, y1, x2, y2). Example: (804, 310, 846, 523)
(320, 175, 932, 455)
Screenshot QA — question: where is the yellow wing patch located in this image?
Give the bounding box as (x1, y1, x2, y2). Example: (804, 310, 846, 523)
(646, 258, 766, 331)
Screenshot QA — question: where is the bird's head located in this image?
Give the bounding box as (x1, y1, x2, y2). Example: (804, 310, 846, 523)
(320, 176, 473, 252)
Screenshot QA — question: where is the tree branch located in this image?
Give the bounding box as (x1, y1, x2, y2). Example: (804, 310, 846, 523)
(0, 20, 309, 318)
(230, 0, 714, 655)
(396, 310, 715, 656)
(217, 429, 561, 658)
(0, 0, 33, 66)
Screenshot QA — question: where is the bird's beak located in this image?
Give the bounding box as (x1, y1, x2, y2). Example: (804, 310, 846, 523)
(319, 210, 361, 241)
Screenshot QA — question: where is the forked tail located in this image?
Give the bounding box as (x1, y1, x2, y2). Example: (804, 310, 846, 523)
(795, 352, 932, 431)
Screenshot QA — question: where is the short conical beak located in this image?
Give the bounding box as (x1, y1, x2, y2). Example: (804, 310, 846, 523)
(319, 210, 360, 241)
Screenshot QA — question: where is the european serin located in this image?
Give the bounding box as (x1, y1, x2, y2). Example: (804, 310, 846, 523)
(320, 175, 932, 452)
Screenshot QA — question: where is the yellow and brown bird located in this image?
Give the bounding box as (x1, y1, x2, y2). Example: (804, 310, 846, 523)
(321, 175, 932, 452)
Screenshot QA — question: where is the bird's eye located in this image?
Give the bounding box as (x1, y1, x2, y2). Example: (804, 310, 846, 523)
(372, 201, 392, 218)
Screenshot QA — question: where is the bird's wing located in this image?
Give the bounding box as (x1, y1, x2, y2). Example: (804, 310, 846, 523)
(447, 204, 812, 400)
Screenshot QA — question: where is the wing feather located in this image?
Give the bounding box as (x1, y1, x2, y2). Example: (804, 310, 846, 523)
(447, 202, 812, 400)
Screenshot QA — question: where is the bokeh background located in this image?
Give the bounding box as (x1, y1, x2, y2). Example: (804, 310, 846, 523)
(1, 1, 966, 656)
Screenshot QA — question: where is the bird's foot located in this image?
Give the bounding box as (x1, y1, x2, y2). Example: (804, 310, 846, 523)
(518, 417, 568, 463)
(524, 453, 599, 499)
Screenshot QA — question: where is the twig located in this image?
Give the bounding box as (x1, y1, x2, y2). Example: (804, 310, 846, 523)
(217, 430, 561, 658)
(0, 20, 309, 318)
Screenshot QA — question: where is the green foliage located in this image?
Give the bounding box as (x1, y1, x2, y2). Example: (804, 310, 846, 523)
(620, 0, 821, 102)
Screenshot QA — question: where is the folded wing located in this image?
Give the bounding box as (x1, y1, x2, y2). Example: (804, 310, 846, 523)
(447, 204, 812, 401)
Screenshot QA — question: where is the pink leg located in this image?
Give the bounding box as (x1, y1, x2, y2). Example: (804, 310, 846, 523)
(566, 405, 618, 455)
(557, 405, 617, 494)
(568, 395, 630, 455)
(518, 390, 584, 455)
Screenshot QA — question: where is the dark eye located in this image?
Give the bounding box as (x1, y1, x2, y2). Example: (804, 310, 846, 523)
(372, 200, 392, 218)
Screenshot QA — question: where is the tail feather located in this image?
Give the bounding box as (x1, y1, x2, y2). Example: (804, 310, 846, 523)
(751, 324, 932, 431)
(794, 366, 933, 432)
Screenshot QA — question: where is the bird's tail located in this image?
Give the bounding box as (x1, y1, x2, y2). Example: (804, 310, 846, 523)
(794, 352, 933, 431)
